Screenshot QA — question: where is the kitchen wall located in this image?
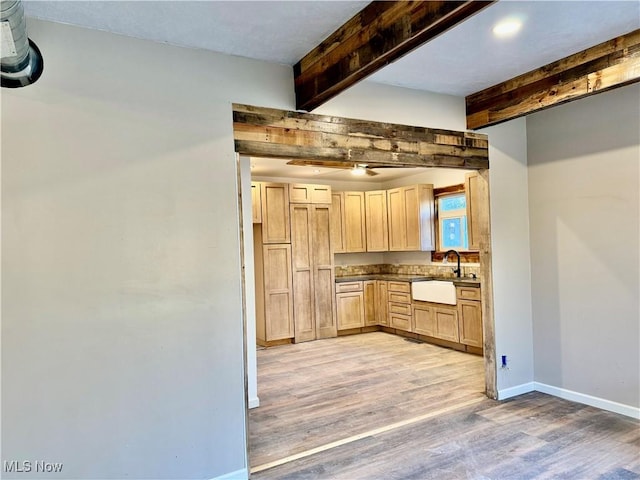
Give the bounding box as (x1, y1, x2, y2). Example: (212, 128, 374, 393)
(2, 19, 293, 480)
(527, 84, 640, 415)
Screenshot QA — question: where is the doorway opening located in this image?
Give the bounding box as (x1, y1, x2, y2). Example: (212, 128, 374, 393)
(235, 104, 496, 471)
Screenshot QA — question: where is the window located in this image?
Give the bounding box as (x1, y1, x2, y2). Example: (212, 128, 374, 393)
(437, 193, 469, 250)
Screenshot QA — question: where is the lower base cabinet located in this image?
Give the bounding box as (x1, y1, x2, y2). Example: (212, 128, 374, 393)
(457, 299, 483, 347)
(413, 302, 458, 342)
(336, 282, 365, 330)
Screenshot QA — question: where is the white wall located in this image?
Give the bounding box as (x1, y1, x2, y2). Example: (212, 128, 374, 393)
(478, 119, 534, 398)
(527, 84, 640, 414)
(319, 81, 536, 396)
(2, 18, 293, 479)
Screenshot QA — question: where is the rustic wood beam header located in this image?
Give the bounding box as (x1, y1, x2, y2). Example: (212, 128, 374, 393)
(232, 103, 489, 170)
(466, 29, 640, 130)
(294, 0, 495, 112)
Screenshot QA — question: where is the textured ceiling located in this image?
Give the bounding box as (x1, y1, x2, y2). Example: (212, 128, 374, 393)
(369, 0, 640, 96)
(23, 1, 369, 65)
(22, 0, 640, 182)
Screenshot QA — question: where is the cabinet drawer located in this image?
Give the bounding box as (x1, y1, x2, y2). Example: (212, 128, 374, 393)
(336, 281, 363, 293)
(388, 281, 411, 293)
(390, 313, 412, 332)
(388, 291, 411, 304)
(456, 286, 481, 301)
(389, 302, 412, 315)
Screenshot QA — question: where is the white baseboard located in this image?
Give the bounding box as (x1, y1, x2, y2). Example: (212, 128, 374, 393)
(211, 468, 248, 480)
(498, 382, 535, 400)
(534, 382, 640, 420)
(248, 396, 260, 409)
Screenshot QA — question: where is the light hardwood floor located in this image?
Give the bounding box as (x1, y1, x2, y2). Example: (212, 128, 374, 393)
(249, 332, 639, 479)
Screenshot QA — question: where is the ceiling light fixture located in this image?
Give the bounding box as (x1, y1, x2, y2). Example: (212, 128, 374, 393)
(351, 164, 367, 176)
(492, 18, 522, 38)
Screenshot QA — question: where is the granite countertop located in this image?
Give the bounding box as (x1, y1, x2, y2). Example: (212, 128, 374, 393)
(335, 274, 480, 287)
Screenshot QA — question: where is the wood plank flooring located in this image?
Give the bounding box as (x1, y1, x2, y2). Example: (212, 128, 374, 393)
(249, 332, 640, 479)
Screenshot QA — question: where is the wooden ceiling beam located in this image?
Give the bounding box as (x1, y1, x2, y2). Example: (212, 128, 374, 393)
(466, 29, 640, 130)
(233, 103, 489, 170)
(294, 0, 495, 112)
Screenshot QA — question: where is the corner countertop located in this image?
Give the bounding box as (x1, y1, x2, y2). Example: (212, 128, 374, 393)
(335, 274, 480, 287)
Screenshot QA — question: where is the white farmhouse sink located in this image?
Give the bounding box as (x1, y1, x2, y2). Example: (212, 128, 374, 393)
(412, 281, 457, 305)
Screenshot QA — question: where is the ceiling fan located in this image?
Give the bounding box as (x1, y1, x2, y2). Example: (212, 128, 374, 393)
(286, 160, 409, 177)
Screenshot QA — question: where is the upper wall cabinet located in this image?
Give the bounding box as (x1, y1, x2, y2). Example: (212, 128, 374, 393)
(289, 183, 332, 204)
(343, 191, 367, 253)
(364, 190, 389, 252)
(387, 184, 435, 251)
(261, 182, 291, 244)
(330, 192, 346, 254)
(465, 172, 481, 251)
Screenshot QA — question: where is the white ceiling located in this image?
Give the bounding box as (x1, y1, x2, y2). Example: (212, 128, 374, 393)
(22, 0, 640, 181)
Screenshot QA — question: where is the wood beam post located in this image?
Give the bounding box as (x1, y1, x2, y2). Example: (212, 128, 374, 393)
(294, 0, 495, 112)
(466, 29, 640, 130)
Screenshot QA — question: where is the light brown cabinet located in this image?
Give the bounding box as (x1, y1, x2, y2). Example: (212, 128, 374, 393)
(457, 286, 482, 348)
(261, 182, 290, 244)
(289, 183, 332, 204)
(412, 301, 458, 342)
(251, 181, 262, 223)
(254, 237, 294, 343)
(330, 192, 346, 254)
(343, 191, 367, 253)
(465, 172, 481, 251)
(364, 190, 389, 252)
(290, 203, 337, 343)
(434, 306, 459, 342)
(387, 184, 435, 251)
(376, 280, 389, 326)
(336, 282, 365, 330)
(413, 303, 436, 337)
(364, 280, 377, 326)
(388, 281, 412, 332)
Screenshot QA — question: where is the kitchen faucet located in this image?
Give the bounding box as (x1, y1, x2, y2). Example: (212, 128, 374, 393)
(443, 249, 461, 277)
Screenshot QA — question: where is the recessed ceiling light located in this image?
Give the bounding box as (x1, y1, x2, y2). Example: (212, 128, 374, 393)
(493, 18, 522, 38)
(312, 169, 321, 174)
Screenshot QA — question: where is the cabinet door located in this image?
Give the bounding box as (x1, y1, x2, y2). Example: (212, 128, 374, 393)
(376, 281, 389, 326)
(290, 204, 315, 343)
(413, 303, 436, 337)
(336, 292, 364, 330)
(465, 172, 481, 251)
(458, 299, 483, 347)
(403, 185, 420, 251)
(330, 192, 346, 254)
(387, 188, 406, 251)
(289, 184, 332, 204)
(363, 280, 377, 326)
(365, 190, 389, 252)
(251, 181, 262, 223)
(343, 191, 366, 252)
(263, 244, 294, 340)
(434, 306, 459, 343)
(312, 204, 337, 339)
(261, 183, 290, 244)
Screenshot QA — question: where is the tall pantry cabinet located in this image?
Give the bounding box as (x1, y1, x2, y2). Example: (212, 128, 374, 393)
(290, 200, 337, 342)
(253, 181, 336, 345)
(253, 182, 294, 345)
